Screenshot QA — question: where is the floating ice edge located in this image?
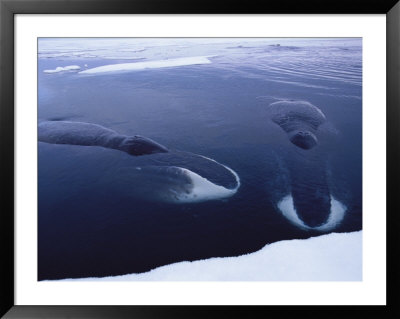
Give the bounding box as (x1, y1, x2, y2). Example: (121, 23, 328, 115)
(79, 56, 213, 74)
(43, 65, 81, 73)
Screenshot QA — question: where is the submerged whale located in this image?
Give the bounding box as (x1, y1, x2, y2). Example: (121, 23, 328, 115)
(269, 100, 326, 150)
(38, 120, 240, 203)
(266, 100, 346, 230)
(38, 120, 168, 156)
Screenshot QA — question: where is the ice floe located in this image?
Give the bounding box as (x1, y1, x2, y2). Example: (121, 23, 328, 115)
(43, 65, 81, 73)
(79, 56, 212, 74)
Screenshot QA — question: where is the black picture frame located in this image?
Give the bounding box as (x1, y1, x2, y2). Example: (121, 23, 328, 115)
(1, 0, 399, 318)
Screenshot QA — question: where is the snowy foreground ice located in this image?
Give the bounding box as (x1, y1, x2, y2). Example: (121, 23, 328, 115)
(60, 231, 362, 281)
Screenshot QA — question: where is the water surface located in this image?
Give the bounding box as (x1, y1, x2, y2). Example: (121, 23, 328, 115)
(38, 38, 362, 280)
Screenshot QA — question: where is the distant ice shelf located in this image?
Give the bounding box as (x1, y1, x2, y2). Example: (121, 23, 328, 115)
(43, 65, 81, 73)
(57, 231, 362, 281)
(79, 56, 212, 74)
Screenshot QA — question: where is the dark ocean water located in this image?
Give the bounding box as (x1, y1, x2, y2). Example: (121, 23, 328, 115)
(38, 38, 362, 280)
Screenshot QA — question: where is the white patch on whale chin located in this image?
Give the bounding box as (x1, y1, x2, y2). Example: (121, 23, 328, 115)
(170, 166, 240, 203)
(277, 194, 346, 231)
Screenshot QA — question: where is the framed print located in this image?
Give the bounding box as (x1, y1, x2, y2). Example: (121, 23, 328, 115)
(1, 0, 399, 318)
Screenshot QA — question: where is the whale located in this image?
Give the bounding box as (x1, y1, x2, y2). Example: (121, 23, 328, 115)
(266, 100, 346, 230)
(38, 120, 168, 156)
(269, 100, 326, 150)
(38, 120, 240, 203)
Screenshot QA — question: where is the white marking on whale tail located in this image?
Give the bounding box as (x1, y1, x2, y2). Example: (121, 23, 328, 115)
(79, 56, 212, 74)
(277, 194, 346, 231)
(173, 164, 240, 203)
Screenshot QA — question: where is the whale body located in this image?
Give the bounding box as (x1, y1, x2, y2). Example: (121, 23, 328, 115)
(272, 149, 346, 230)
(269, 100, 326, 150)
(267, 100, 346, 229)
(286, 152, 332, 227)
(38, 120, 240, 203)
(38, 121, 168, 156)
